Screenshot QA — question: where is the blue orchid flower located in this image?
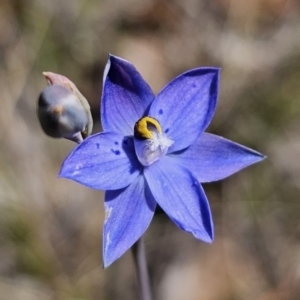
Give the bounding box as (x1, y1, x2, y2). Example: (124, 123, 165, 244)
(59, 55, 265, 267)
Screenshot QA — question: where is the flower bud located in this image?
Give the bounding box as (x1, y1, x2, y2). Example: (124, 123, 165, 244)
(37, 72, 93, 143)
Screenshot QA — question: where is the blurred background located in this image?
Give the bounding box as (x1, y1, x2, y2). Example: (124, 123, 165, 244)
(0, 0, 300, 299)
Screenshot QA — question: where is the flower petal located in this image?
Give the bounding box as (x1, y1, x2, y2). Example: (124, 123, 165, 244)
(144, 157, 213, 242)
(149, 68, 220, 152)
(103, 175, 156, 267)
(59, 132, 142, 190)
(101, 55, 155, 135)
(174, 133, 265, 182)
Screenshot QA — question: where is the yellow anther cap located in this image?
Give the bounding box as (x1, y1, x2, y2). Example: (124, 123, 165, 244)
(134, 116, 162, 139)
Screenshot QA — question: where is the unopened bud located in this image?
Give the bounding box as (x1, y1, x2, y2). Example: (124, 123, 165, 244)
(37, 72, 93, 143)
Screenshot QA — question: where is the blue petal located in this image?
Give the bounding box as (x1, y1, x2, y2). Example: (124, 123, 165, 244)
(144, 156, 213, 242)
(174, 133, 266, 182)
(148, 68, 220, 152)
(103, 175, 156, 267)
(59, 132, 142, 190)
(101, 55, 155, 136)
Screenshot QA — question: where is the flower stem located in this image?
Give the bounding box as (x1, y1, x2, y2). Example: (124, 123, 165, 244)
(132, 237, 152, 300)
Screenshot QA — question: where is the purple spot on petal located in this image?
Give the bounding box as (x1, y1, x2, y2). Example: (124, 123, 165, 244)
(96, 143, 100, 149)
(165, 128, 169, 133)
(111, 149, 121, 155)
(159, 109, 163, 115)
(115, 141, 119, 145)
